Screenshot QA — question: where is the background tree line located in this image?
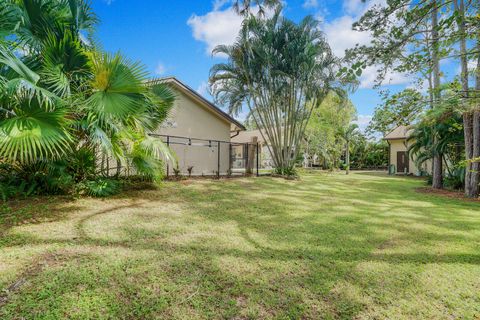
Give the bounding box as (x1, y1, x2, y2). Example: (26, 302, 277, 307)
(348, 0, 480, 197)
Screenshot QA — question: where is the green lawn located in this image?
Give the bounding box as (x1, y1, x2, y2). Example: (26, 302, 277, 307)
(1, 171, 480, 319)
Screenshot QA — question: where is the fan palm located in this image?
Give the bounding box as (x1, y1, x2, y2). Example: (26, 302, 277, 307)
(210, 8, 351, 175)
(0, 0, 174, 182)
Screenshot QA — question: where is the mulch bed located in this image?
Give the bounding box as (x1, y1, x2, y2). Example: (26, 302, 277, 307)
(416, 187, 480, 202)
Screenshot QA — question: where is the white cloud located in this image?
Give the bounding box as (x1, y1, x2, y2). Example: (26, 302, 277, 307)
(359, 65, 410, 89)
(320, 0, 409, 89)
(320, 0, 387, 58)
(322, 15, 371, 58)
(196, 81, 209, 96)
(343, 0, 386, 17)
(155, 62, 167, 76)
(455, 60, 477, 74)
(303, 0, 318, 9)
(187, 7, 244, 57)
(342, 0, 364, 16)
(103, 0, 114, 5)
(353, 114, 373, 132)
(188, 4, 276, 57)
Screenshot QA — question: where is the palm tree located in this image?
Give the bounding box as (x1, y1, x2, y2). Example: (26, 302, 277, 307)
(210, 8, 350, 175)
(340, 123, 359, 175)
(408, 108, 464, 180)
(0, 0, 174, 182)
(232, 0, 281, 16)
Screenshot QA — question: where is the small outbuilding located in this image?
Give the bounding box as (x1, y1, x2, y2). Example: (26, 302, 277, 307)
(384, 125, 432, 176)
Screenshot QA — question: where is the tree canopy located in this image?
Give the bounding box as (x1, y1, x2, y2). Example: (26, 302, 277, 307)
(0, 0, 175, 198)
(367, 89, 425, 136)
(210, 8, 351, 175)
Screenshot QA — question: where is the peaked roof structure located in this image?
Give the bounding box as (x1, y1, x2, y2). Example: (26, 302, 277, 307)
(384, 125, 413, 140)
(148, 77, 246, 131)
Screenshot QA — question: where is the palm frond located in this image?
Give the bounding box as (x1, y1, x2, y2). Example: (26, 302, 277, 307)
(0, 43, 39, 84)
(0, 102, 72, 163)
(86, 52, 149, 121)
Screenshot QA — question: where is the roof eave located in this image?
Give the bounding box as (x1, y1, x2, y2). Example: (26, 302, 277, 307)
(148, 77, 246, 131)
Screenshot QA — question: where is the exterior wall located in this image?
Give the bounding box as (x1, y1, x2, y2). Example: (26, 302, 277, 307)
(388, 139, 432, 176)
(389, 139, 407, 174)
(155, 88, 231, 176)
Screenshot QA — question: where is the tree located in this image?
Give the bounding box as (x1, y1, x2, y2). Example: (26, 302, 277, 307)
(210, 9, 350, 175)
(429, 0, 444, 189)
(367, 89, 425, 136)
(452, 0, 480, 197)
(0, 0, 175, 185)
(341, 123, 360, 175)
(347, 0, 453, 189)
(350, 0, 480, 196)
(350, 139, 389, 170)
(303, 92, 356, 169)
(408, 106, 464, 182)
(232, 0, 281, 16)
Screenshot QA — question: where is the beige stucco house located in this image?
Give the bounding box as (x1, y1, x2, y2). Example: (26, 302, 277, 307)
(385, 125, 432, 176)
(153, 77, 245, 176)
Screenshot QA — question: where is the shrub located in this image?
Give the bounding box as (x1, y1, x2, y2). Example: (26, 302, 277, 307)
(274, 167, 298, 178)
(0, 182, 20, 201)
(68, 148, 96, 182)
(0, 162, 74, 200)
(444, 166, 465, 190)
(426, 175, 433, 186)
(80, 179, 121, 198)
(173, 167, 181, 177)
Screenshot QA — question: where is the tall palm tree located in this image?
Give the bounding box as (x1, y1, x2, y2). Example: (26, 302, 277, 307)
(341, 123, 360, 175)
(210, 8, 350, 175)
(232, 0, 281, 16)
(0, 0, 174, 181)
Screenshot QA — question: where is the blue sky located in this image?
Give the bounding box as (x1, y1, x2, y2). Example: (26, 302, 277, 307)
(90, 0, 453, 131)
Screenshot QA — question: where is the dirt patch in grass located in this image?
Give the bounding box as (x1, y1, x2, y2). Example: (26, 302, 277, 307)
(416, 187, 480, 202)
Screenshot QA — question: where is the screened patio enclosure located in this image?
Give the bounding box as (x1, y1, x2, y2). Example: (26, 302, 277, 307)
(149, 134, 260, 177)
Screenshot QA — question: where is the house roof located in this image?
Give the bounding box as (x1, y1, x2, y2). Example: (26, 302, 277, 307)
(384, 125, 413, 140)
(148, 77, 246, 131)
